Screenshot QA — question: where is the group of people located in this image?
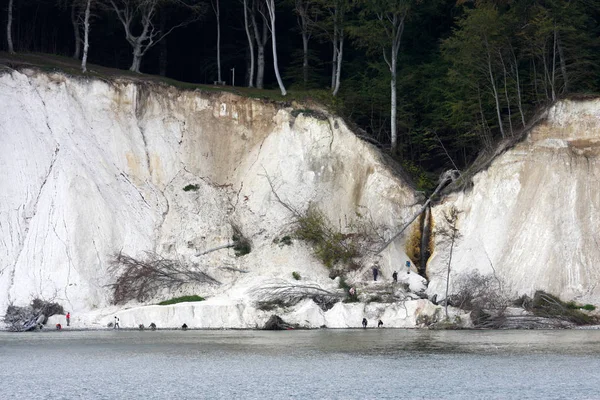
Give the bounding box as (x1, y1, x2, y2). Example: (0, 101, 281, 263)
(361, 260, 414, 329)
(361, 318, 385, 328)
(372, 260, 412, 282)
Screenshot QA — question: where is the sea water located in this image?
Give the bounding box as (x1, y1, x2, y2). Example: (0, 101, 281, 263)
(1, 329, 599, 399)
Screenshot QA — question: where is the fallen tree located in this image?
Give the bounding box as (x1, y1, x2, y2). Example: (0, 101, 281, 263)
(249, 279, 344, 311)
(109, 252, 219, 304)
(4, 298, 64, 332)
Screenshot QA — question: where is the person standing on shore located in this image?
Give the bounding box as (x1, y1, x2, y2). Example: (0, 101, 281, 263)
(362, 318, 368, 328)
(114, 316, 120, 329)
(66, 312, 70, 327)
(406, 260, 411, 275)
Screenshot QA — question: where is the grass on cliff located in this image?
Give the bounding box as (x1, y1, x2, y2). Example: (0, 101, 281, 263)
(158, 295, 205, 306)
(294, 206, 359, 269)
(0, 51, 341, 112)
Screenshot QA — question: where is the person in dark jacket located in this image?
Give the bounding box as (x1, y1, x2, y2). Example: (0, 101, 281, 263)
(392, 271, 398, 282)
(372, 266, 379, 281)
(362, 318, 368, 328)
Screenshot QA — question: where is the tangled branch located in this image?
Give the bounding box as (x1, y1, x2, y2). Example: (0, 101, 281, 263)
(109, 252, 219, 304)
(249, 279, 344, 310)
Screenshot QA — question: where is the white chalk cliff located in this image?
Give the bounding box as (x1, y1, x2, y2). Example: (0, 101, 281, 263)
(0, 69, 429, 329)
(1, 69, 598, 329)
(427, 100, 600, 304)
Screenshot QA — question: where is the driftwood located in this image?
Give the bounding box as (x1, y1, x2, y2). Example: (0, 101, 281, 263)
(109, 252, 219, 304)
(250, 280, 344, 311)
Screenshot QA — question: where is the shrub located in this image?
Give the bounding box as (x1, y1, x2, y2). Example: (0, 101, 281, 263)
(292, 271, 301, 280)
(183, 184, 200, 192)
(294, 206, 359, 268)
(582, 304, 596, 311)
(158, 295, 205, 306)
(281, 236, 293, 246)
(232, 225, 251, 257)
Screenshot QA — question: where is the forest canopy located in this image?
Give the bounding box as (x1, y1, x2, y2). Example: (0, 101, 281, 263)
(2, 0, 599, 189)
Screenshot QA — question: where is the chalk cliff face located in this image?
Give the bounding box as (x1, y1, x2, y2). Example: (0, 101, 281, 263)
(0, 70, 421, 328)
(2, 70, 599, 329)
(427, 100, 600, 304)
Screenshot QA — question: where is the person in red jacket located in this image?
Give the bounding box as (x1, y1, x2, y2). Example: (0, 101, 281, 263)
(66, 312, 71, 327)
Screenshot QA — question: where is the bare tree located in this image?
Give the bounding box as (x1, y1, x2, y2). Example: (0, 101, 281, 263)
(264, 0, 287, 95)
(211, 0, 222, 83)
(7, 0, 15, 54)
(242, 0, 255, 87)
(108, 0, 204, 72)
(436, 206, 462, 319)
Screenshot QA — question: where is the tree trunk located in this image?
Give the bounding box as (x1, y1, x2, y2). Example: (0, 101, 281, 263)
(243, 0, 254, 88)
(485, 37, 505, 138)
(302, 30, 309, 87)
(81, 0, 91, 73)
(550, 29, 557, 101)
(265, 0, 286, 96)
(332, 33, 343, 96)
(257, 44, 265, 88)
(331, 17, 338, 90)
(499, 51, 513, 136)
(71, 1, 81, 59)
(252, 9, 268, 89)
(390, 53, 398, 153)
(159, 11, 168, 76)
(214, 0, 222, 83)
(7, 0, 15, 54)
(556, 31, 568, 94)
(130, 44, 142, 72)
(511, 46, 526, 127)
(444, 236, 455, 320)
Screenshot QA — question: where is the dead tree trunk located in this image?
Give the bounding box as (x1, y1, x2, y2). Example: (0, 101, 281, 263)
(7, 0, 15, 54)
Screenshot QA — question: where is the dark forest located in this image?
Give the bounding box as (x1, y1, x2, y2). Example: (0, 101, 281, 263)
(2, 0, 599, 189)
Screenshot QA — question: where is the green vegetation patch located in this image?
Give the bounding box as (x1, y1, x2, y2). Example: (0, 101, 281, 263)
(158, 295, 205, 305)
(292, 271, 301, 280)
(294, 206, 359, 268)
(183, 184, 200, 192)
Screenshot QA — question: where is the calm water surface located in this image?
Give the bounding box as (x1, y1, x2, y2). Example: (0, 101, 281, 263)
(1, 329, 599, 399)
